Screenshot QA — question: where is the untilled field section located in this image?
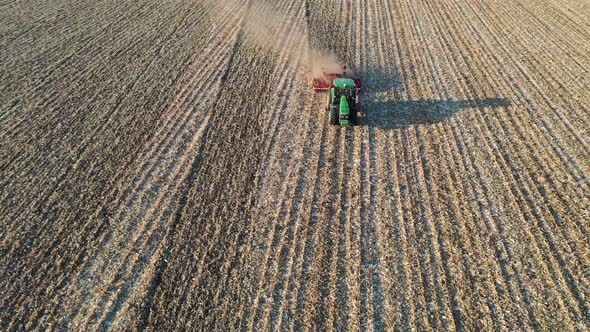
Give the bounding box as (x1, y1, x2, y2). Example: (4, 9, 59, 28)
(1, 0, 589, 330)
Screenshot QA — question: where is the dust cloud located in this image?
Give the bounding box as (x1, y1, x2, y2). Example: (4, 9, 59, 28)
(204, 0, 350, 80)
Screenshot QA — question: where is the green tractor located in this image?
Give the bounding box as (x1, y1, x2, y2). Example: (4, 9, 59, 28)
(313, 69, 362, 127)
(325, 78, 359, 127)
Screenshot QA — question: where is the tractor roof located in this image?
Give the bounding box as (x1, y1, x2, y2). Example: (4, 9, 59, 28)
(333, 77, 356, 89)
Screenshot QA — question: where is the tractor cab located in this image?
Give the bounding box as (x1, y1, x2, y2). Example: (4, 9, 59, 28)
(332, 78, 357, 100)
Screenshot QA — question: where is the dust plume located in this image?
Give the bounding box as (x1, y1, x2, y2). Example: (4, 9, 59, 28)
(203, 0, 351, 80)
(309, 49, 354, 82)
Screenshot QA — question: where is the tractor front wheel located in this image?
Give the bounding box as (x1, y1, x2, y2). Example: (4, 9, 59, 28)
(329, 105, 339, 125)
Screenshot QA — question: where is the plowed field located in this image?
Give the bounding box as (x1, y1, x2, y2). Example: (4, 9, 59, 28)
(1, 0, 589, 330)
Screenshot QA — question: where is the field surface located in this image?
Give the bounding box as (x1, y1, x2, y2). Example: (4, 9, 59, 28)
(1, 0, 589, 330)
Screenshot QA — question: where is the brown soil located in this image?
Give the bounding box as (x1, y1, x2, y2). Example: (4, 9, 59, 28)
(1, 0, 589, 330)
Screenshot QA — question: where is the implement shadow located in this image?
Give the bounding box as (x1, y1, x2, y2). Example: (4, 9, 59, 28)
(363, 98, 511, 129)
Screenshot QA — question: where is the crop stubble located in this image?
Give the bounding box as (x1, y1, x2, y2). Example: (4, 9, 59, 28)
(1, 0, 589, 330)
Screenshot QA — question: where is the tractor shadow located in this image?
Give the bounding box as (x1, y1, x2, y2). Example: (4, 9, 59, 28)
(357, 98, 511, 128)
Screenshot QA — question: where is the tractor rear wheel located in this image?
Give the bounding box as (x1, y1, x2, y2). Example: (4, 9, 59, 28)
(329, 105, 339, 125)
